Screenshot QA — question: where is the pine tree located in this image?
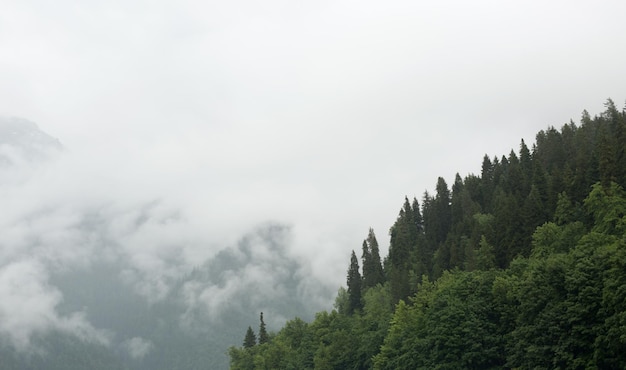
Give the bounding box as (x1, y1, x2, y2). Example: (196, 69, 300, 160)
(507, 150, 524, 196)
(347, 250, 362, 314)
(421, 191, 437, 278)
(433, 177, 452, 245)
(368, 229, 385, 286)
(361, 240, 372, 286)
(362, 228, 384, 289)
(520, 139, 532, 195)
(481, 154, 494, 211)
(410, 197, 429, 280)
(243, 326, 256, 348)
(428, 178, 453, 277)
(412, 198, 424, 233)
(451, 173, 465, 228)
(259, 312, 269, 345)
(389, 197, 420, 302)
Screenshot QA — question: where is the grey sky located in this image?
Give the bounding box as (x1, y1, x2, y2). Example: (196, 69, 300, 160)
(1, 0, 626, 348)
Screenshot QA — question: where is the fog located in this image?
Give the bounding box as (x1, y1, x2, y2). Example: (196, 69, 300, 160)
(1, 0, 626, 366)
(0, 120, 333, 357)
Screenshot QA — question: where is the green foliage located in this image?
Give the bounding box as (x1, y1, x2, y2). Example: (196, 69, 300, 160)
(230, 101, 626, 370)
(228, 346, 255, 370)
(475, 235, 496, 270)
(333, 286, 349, 315)
(584, 181, 626, 235)
(362, 229, 385, 289)
(243, 326, 257, 349)
(258, 313, 269, 345)
(355, 283, 394, 369)
(594, 237, 626, 369)
(554, 191, 580, 225)
(375, 270, 509, 369)
(347, 250, 363, 314)
(507, 209, 626, 368)
(388, 197, 421, 303)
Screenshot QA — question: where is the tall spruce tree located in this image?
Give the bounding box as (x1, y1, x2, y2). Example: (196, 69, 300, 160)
(347, 250, 363, 314)
(362, 228, 384, 289)
(368, 229, 385, 286)
(519, 139, 532, 196)
(389, 197, 419, 303)
(243, 326, 256, 348)
(481, 154, 494, 211)
(410, 197, 429, 280)
(429, 178, 453, 277)
(362, 239, 372, 282)
(412, 198, 424, 233)
(421, 191, 437, 278)
(433, 177, 452, 245)
(259, 312, 269, 345)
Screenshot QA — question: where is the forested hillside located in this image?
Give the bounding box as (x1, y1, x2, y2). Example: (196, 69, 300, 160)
(0, 225, 323, 370)
(229, 99, 626, 369)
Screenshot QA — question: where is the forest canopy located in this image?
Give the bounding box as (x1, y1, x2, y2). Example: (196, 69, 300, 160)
(229, 99, 626, 369)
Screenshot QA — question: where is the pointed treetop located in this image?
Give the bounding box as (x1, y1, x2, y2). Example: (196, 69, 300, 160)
(482, 154, 493, 181)
(412, 197, 423, 229)
(362, 229, 385, 289)
(346, 250, 363, 314)
(259, 312, 269, 344)
(243, 326, 256, 348)
(520, 139, 531, 168)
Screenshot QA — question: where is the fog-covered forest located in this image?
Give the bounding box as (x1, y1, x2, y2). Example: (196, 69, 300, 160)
(229, 100, 626, 369)
(0, 117, 335, 369)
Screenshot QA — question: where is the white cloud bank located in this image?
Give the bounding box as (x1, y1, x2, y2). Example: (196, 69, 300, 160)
(0, 260, 109, 350)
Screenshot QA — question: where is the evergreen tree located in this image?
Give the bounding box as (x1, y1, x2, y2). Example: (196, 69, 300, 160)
(368, 229, 385, 286)
(347, 250, 363, 314)
(361, 239, 372, 283)
(229, 101, 626, 370)
(243, 326, 256, 348)
(481, 154, 494, 211)
(475, 235, 496, 270)
(451, 173, 465, 228)
(420, 192, 437, 280)
(411, 197, 424, 233)
(410, 197, 429, 280)
(519, 139, 532, 195)
(433, 177, 452, 245)
(491, 187, 517, 267)
(554, 192, 578, 225)
(388, 197, 418, 303)
(598, 124, 617, 189)
(532, 159, 551, 215)
(362, 228, 384, 289)
(259, 312, 269, 345)
(507, 150, 524, 196)
(493, 155, 505, 189)
(428, 177, 453, 277)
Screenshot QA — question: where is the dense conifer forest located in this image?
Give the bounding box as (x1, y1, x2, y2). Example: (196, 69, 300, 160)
(229, 99, 626, 369)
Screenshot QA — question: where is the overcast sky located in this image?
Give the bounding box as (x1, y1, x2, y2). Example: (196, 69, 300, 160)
(1, 0, 626, 340)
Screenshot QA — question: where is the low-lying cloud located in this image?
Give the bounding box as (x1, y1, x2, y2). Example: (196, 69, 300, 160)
(0, 259, 109, 350)
(0, 117, 338, 351)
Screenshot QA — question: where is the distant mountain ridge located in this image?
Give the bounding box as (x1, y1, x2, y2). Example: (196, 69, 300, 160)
(0, 117, 334, 370)
(0, 116, 63, 165)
